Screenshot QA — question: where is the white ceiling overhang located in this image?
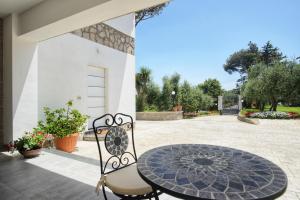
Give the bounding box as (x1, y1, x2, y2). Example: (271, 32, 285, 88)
(16, 0, 169, 42)
(0, 0, 45, 18)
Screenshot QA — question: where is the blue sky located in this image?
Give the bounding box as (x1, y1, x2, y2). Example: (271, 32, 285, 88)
(135, 0, 300, 90)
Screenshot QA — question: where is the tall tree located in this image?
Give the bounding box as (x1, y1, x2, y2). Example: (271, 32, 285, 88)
(136, 67, 152, 111)
(193, 87, 214, 111)
(136, 67, 151, 95)
(281, 61, 300, 106)
(223, 42, 260, 83)
(160, 76, 173, 111)
(135, 3, 169, 26)
(260, 41, 285, 65)
(242, 79, 266, 111)
(260, 63, 290, 111)
(241, 63, 268, 111)
(242, 63, 293, 111)
(224, 41, 285, 84)
(199, 79, 222, 100)
(146, 81, 161, 109)
(170, 73, 181, 105)
(180, 81, 197, 112)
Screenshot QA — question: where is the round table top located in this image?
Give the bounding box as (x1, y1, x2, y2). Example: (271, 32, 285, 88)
(137, 144, 287, 200)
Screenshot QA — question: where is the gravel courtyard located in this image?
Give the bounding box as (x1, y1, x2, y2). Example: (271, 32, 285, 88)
(74, 115, 300, 199)
(1, 115, 299, 200)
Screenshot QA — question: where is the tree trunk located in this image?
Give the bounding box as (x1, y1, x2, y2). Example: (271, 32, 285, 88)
(270, 98, 278, 111)
(269, 104, 273, 111)
(259, 102, 265, 112)
(273, 101, 278, 111)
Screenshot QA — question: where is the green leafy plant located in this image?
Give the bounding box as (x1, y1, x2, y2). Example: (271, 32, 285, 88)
(144, 104, 159, 112)
(38, 100, 89, 138)
(249, 111, 290, 119)
(9, 131, 45, 153)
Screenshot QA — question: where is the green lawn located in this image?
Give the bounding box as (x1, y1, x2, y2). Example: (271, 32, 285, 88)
(241, 106, 300, 115)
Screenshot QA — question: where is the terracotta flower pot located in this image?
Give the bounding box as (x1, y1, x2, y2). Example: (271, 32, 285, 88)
(19, 148, 42, 158)
(177, 105, 182, 111)
(54, 133, 79, 153)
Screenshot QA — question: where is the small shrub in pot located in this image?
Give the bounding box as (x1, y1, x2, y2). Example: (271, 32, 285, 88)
(9, 131, 46, 158)
(39, 100, 88, 153)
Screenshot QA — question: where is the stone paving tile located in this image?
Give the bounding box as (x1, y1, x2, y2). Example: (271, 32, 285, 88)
(278, 191, 300, 200)
(0, 151, 118, 200)
(1, 116, 299, 200)
(74, 116, 300, 199)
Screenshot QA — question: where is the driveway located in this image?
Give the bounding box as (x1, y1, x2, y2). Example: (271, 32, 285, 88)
(75, 115, 300, 199)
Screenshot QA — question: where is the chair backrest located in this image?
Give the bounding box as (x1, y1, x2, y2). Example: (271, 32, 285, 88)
(92, 113, 137, 175)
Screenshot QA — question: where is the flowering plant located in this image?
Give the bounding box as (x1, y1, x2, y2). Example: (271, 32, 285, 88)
(249, 111, 290, 119)
(8, 131, 47, 153)
(244, 112, 254, 118)
(288, 112, 299, 119)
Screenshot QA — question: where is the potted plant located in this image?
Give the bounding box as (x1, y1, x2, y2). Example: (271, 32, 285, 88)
(176, 104, 183, 111)
(8, 131, 46, 158)
(39, 100, 88, 153)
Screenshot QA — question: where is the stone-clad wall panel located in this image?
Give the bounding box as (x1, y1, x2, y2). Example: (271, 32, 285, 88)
(72, 23, 134, 55)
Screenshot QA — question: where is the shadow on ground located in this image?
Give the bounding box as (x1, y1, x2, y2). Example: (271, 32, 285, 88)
(0, 152, 118, 200)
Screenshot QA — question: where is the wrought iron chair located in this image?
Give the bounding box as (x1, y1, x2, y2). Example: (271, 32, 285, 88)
(93, 113, 160, 200)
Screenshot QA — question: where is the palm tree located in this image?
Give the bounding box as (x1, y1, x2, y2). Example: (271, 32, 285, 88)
(136, 67, 152, 112)
(136, 67, 151, 95)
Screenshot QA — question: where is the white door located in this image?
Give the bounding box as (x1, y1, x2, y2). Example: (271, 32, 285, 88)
(87, 66, 106, 129)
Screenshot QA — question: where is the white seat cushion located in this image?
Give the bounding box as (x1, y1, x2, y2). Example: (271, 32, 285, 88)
(105, 164, 153, 196)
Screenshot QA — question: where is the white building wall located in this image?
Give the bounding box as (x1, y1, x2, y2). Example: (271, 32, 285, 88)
(38, 32, 135, 127)
(104, 13, 135, 37)
(3, 13, 135, 143)
(3, 14, 39, 142)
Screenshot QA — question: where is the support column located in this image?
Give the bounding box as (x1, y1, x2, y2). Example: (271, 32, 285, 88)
(218, 96, 223, 115)
(0, 18, 3, 146)
(238, 95, 242, 110)
(3, 14, 38, 144)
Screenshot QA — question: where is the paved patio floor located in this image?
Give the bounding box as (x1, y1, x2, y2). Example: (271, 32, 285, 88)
(1, 115, 300, 199)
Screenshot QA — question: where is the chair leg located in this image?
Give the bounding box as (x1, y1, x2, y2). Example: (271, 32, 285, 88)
(154, 190, 159, 200)
(102, 187, 108, 200)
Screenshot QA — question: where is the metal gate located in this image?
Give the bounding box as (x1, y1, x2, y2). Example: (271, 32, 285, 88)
(218, 95, 242, 115)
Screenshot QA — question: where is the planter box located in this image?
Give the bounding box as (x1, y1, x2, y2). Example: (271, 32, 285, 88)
(136, 111, 183, 121)
(237, 114, 259, 125)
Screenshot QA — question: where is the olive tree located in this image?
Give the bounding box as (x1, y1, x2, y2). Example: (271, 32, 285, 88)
(160, 76, 173, 111)
(199, 79, 222, 100)
(170, 73, 181, 105)
(194, 87, 214, 111)
(180, 81, 198, 112)
(242, 62, 298, 111)
(242, 79, 267, 111)
(146, 82, 161, 111)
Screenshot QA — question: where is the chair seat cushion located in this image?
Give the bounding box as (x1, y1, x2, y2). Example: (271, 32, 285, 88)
(105, 164, 153, 196)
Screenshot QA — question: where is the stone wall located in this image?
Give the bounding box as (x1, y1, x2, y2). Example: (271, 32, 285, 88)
(136, 112, 183, 121)
(0, 18, 3, 146)
(72, 22, 134, 55)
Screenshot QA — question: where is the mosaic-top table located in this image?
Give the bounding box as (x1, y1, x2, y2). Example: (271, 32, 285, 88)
(137, 144, 287, 200)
